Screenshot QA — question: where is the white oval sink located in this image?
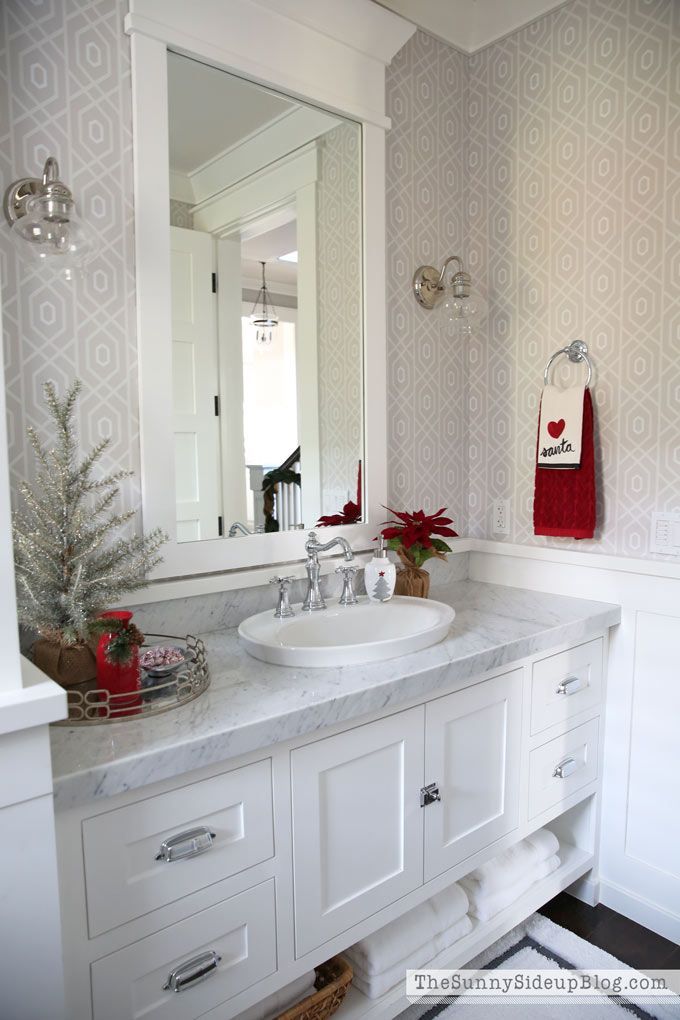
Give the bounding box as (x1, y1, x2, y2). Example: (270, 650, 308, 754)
(238, 596, 455, 667)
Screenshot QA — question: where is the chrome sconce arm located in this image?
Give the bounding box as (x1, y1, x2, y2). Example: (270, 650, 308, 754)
(413, 254, 486, 337)
(413, 255, 470, 310)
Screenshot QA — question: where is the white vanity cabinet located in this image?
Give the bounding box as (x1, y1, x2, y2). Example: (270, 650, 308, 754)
(56, 635, 609, 1020)
(291, 707, 425, 956)
(423, 668, 523, 882)
(291, 669, 524, 952)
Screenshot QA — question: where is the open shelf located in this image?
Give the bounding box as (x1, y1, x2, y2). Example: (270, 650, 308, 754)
(336, 842, 594, 1020)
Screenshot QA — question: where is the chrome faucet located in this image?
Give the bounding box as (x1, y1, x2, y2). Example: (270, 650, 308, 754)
(302, 531, 353, 612)
(228, 521, 252, 537)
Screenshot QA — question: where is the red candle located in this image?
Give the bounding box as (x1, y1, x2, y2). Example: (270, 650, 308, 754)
(96, 611, 141, 718)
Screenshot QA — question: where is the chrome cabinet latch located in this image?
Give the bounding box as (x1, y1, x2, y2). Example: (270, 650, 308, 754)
(155, 826, 216, 863)
(420, 783, 441, 807)
(556, 675, 583, 696)
(552, 757, 578, 779)
(163, 950, 222, 992)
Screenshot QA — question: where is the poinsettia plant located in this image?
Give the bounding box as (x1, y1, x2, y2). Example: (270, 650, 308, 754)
(380, 506, 458, 568)
(317, 462, 362, 527)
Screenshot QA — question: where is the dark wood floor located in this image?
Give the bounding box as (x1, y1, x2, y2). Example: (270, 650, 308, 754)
(539, 892, 680, 971)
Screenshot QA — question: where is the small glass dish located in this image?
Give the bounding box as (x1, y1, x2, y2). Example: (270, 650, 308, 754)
(140, 645, 195, 678)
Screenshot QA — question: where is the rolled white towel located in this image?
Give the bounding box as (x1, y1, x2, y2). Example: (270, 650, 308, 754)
(351, 915, 473, 1000)
(345, 882, 468, 977)
(465, 853, 561, 923)
(234, 971, 316, 1020)
(459, 828, 559, 898)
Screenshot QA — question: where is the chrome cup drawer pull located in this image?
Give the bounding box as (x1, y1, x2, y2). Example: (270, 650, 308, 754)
(163, 950, 222, 992)
(556, 675, 583, 696)
(155, 826, 216, 863)
(552, 756, 578, 779)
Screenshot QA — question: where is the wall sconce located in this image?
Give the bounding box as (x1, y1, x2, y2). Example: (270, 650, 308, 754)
(3, 156, 98, 278)
(413, 255, 487, 336)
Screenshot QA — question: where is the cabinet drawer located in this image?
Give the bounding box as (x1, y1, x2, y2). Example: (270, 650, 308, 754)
(528, 718, 599, 819)
(91, 879, 276, 1020)
(83, 759, 273, 937)
(531, 639, 602, 735)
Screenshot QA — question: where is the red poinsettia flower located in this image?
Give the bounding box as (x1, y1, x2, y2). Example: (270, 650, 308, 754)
(317, 498, 362, 527)
(380, 506, 458, 568)
(317, 462, 362, 527)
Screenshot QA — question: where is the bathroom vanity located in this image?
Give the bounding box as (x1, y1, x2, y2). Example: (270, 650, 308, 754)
(51, 581, 619, 1020)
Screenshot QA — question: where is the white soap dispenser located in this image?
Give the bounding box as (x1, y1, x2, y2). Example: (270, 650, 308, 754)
(365, 536, 397, 603)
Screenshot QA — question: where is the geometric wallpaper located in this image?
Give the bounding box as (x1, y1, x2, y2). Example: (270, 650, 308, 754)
(0, 0, 140, 511)
(385, 32, 469, 536)
(387, 3, 680, 561)
(169, 199, 193, 229)
(466, 0, 680, 559)
(316, 121, 363, 518)
(3, 0, 679, 564)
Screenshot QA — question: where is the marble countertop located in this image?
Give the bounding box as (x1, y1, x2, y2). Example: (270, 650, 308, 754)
(50, 581, 620, 810)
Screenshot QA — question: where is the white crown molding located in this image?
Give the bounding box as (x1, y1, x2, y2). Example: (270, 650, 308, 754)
(192, 142, 319, 237)
(127, 0, 416, 127)
(189, 106, 339, 206)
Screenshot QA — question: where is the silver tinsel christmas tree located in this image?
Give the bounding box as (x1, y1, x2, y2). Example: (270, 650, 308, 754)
(13, 380, 166, 646)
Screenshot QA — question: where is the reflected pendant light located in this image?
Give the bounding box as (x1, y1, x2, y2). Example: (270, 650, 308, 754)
(250, 260, 279, 345)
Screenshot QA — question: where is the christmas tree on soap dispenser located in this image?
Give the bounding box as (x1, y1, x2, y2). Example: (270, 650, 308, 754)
(372, 572, 390, 602)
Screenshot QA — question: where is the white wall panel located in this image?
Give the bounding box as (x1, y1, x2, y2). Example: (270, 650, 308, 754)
(470, 542, 680, 943)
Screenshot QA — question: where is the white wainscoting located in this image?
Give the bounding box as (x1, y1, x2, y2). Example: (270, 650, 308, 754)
(469, 540, 680, 944)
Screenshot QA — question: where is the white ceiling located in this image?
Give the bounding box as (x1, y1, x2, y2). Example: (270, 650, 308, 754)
(242, 220, 298, 290)
(167, 51, 296, 175)
(373, 0, 573, 53)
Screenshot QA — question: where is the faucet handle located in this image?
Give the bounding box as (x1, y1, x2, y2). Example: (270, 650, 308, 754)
(269, 576, 296, 619)
(336, 565, 358, 606)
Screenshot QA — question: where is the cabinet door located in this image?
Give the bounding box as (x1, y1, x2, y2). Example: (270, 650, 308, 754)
(291, 707, 424, 957)
(424, 669, 522, 882)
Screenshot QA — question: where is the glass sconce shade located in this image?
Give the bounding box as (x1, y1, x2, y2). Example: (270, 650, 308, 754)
(413, 254, 486, 338)
(441, 289, 488, 336)
(4, 157, 98, 276)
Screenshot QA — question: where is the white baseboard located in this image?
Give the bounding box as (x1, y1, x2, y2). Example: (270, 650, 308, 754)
(599, 879, 680, 945)
(567, 873, 600, 907)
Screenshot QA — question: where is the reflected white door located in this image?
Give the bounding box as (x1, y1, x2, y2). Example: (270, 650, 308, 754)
(170, 226, 221, 541)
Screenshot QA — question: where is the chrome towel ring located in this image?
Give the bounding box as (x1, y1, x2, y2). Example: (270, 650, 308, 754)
(544, 340, 592, 387)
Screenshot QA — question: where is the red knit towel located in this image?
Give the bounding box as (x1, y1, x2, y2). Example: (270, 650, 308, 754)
(533, 388, 596, 539)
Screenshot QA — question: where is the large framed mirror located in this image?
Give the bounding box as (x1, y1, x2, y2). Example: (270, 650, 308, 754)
(126, 0, 411, 583)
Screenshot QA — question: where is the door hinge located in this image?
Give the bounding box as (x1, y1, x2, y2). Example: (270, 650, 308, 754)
(211, 272, 217, 293)
(218, 516, 224, 537)
(420, 783, 441, 807)
(214, 395, 220, 416)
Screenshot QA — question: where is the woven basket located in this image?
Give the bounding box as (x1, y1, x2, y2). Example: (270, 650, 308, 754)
(275, 957, 353, 1020)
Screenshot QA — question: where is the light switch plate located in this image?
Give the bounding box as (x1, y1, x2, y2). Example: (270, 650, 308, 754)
(651, 513, 680, 555)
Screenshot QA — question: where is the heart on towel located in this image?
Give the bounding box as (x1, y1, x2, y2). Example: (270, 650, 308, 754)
(547, 419, 565, 439)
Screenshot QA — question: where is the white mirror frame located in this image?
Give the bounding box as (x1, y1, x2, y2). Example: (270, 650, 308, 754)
(125, 0, 415, 584)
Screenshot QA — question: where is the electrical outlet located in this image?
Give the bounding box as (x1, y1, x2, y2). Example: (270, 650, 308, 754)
(492, 499, 510, 536)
